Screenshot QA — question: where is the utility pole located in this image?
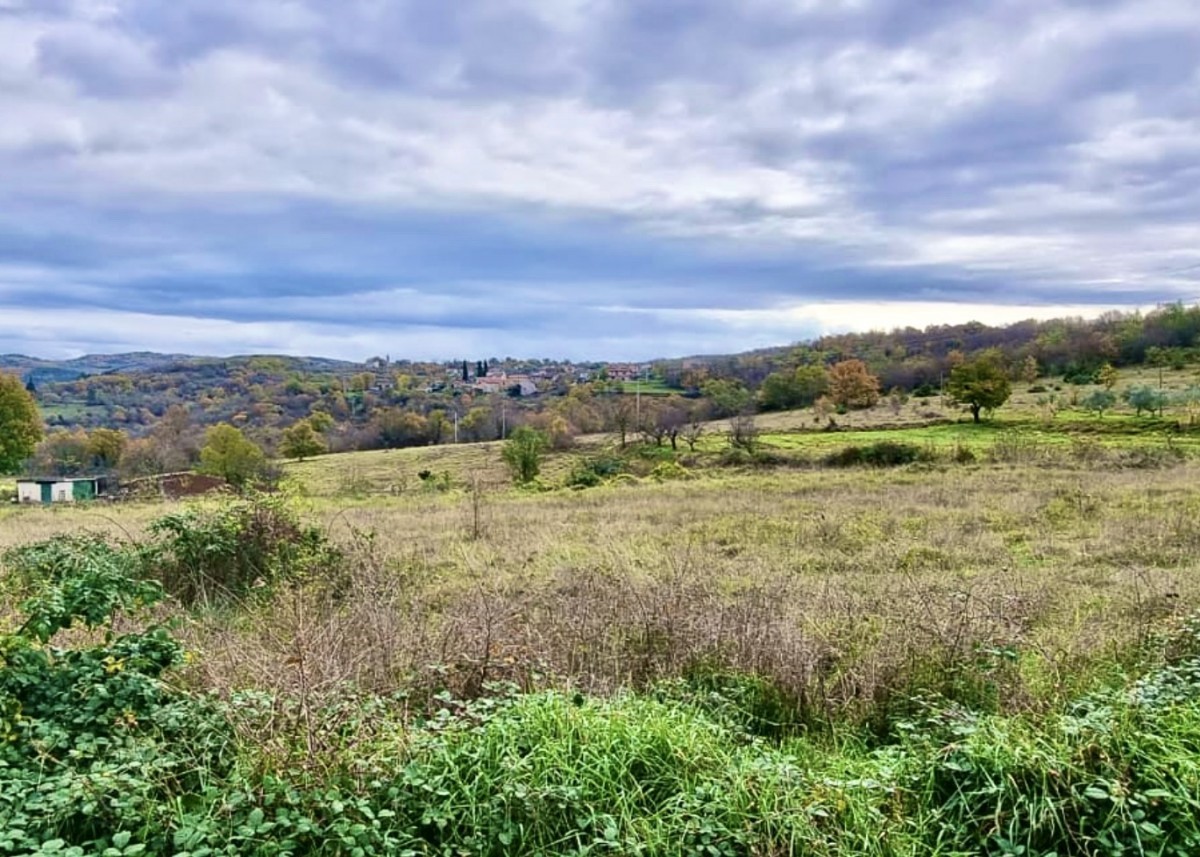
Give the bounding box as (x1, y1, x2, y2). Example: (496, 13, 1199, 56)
(453, 409, 459, 444)
(501, 404, 507, 440)
(636, 371, 641, 427)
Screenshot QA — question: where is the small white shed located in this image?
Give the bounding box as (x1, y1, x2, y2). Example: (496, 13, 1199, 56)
(16, 477, 107, 504)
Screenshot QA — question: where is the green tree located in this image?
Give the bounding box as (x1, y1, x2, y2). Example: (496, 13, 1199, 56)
(1097, 362, 1119, 391)
(501, 426, 548, 485)
(758, 371, 801, 412)
(280, 420, 326, 461)
(86, 428, 127, 469)
(198, 423, 267, 488)
(1124, 385, 1168, 418)
(427, 410, 450, 445)
(461, 406, 495, 442)
(307, 409, 335, 433)
(374, 409, 428, 448)
(0, 372, 43, 474)
(1080, 389, 1117, 418)
(946, 355, 1012, 423)
(758, 365, 828, 411)
(700, 378, 752, 418)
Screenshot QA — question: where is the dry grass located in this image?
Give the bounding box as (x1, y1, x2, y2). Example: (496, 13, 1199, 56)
(0, 499, 164, 549)
(5, 441, 1199, 727)
(279, 439, 587, 498)
(172, 460, 1200, 726)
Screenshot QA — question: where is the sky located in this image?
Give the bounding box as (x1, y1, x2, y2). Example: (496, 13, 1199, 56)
(1, 0, 1198, 362)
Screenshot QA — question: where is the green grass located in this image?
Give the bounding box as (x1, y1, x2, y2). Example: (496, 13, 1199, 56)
(692, 418, 1199, 460)
(38, 402, 109, 421)
(616, 378, 676, 395)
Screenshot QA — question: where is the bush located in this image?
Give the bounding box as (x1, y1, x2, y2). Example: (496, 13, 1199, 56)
(912, 383, 938, 398)
(1063, 367, 1099, 385)
(0, 541, 235, 853)
(656, 668, 810, 739)
(565, 453, 626, 488)
(502, 426, 549, 485)
(649, 460, 691, 481)
(418, 469, 455, 492)
(142, 494, 343, 607)
(951, 443, 977, 464)
(824, 441, 929, 468)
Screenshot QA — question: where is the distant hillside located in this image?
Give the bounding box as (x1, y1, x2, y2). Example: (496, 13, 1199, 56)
(11, 301, 1200, 448)
(0, 352, 197, 385)
(0, 352, 362, 386)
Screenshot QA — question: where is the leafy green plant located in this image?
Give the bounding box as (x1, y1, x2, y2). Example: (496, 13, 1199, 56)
(501, 426, 548, 485)
(141, 494, 343, 607)
(565, 453, 626, 488)
(824, 441, 930, 467)
(1124, 384, 1169, 417)
(0, 540, 235, 854)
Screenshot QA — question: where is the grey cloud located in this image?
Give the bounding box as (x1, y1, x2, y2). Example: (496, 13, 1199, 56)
(1, 0, 1199, 358)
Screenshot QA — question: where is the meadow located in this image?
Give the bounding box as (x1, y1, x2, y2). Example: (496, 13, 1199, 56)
(5, 382, 1200, 854)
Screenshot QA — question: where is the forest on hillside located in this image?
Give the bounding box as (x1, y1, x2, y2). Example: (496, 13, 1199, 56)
(9, 302, 1200, 480)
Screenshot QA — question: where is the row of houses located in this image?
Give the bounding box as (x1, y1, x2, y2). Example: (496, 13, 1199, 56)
(472, 373, 539, 396)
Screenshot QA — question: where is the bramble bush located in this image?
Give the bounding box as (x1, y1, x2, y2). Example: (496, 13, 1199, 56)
(0, 538, 235, 854)
(142, 494, 344, 606)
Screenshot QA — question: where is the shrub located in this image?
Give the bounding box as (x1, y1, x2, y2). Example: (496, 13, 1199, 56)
(418, 469, 454, 492)
(824, 441, 928, 468)
(565, 453, 626, 488)
(1063, 366, 1099, 385)
(951, 443, 977, 464)
(0, 542, 235, 852)
(656, 668, 810, 739)
(649, 460, 691, 481)
(142, 494, 343, 607)
(502, 426, 548, 485)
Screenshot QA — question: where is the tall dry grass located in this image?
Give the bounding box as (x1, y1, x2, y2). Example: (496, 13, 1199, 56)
(131, 461, 1200, 739)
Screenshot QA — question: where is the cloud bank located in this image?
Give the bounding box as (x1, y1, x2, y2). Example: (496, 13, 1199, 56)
(1, 0, 1198, 359)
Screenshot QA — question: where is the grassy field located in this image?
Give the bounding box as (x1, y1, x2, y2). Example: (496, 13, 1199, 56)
(37, 402, 111, 422)
(616, 377, 676, 395)
(7, 379, 1200, 853)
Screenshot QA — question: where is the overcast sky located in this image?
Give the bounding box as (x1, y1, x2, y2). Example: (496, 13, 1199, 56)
(1, 0, 1198, 361)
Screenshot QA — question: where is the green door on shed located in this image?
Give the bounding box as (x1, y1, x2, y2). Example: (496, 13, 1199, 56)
(72, 480, 95, 501)
(40, 483, 52, 504)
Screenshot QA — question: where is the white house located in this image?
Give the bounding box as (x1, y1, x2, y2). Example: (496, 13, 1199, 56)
(16, 477, 110, 504)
